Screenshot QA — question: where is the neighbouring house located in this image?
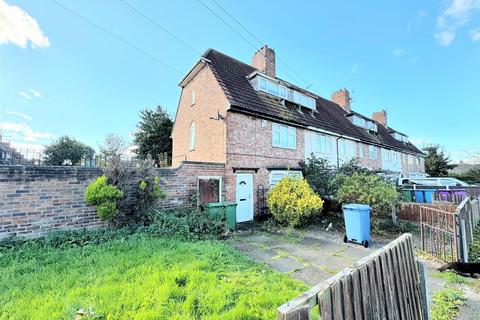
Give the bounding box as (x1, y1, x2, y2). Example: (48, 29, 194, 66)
(171, 45, 425, 222)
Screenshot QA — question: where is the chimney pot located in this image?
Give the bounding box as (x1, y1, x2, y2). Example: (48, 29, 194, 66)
(252, 45, 276, 77)
(372, 110, 388, 127)
(331, 89, 351, 112)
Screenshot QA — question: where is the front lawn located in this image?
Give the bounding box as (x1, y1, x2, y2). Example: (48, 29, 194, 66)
(0, 235, 306, 319)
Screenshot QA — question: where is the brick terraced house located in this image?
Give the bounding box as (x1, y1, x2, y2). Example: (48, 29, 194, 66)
(172, 46, 425, 222)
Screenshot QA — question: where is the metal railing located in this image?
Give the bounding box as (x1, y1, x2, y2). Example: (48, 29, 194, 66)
(0, 148, 171, 167)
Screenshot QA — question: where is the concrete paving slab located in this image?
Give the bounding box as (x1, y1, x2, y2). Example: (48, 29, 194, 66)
(268, 257, 304, 273)
(291, 266, 333, 286)
(230, 242, 262, 252)
(248, 249, 279, 263)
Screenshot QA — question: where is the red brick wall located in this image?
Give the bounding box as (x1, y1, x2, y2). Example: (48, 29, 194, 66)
(0, 162, 225, 239)
(224, 112, 304, 212)
(0, 166, 105, 239)
(171, 65, 228, 167)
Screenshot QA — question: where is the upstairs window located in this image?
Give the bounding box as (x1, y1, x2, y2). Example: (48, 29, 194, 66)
(358, 142, 364, 158)
(338, 139, 355, 158)
(189, 122, 196, 150)
(369, 145, 378, 160)
(253, 75, 315, 109)
(349, 115, 378, 133)
(272, 123, 296, 149)
(191, 90, 196, 106)
(392, 132, 408, 143)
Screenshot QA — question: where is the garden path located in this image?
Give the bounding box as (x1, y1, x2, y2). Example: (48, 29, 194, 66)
(229, 228, 480, 319)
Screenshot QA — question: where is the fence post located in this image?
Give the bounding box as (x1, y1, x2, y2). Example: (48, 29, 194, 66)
(459, 218, 469, 263)
(392, 205, 398, 225)
(417, 259, 431, 320)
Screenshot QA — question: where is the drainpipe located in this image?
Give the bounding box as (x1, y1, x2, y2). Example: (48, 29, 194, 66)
(335, 136, 342, 169)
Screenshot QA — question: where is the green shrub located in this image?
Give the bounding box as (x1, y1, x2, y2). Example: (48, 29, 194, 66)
(267, 176, 324, 227)
(84, 175, 124, 221)
(336, 172, 399, 219)
(145, 208, 224, 240)
(0, 227, 139, 254)
(300, 156, 369, 198)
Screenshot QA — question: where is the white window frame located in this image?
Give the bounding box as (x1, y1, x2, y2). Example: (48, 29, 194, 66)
(189, 122, 196, 150)
(269, 170, 303, 186)
(369, 145, 378, 160)
(255, 75, 315, 109)
(408, 155, 414, 165)
(358, 142, 364, 158)
(191, 90, 196, 106)
(272, 123, 296, 149)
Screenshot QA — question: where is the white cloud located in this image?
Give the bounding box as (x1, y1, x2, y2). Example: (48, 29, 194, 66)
(29, 89, 42, 98)
(18, 91, 31, 99)
(435, 0, 480, 46)
(0, 0, 49, 48)
(470, 27, 480, 40)
(5, 109, 32, 120)
(18, 89, 43, 100)
(1, 122, 53, 142)
(393, 48, 405, 56)
(435, 30, 456, 46)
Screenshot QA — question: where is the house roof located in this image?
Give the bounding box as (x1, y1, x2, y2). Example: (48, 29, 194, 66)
(201, 48, 424, 155)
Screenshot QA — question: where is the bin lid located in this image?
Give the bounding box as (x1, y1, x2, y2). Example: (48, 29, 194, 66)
(204, 202, 225, 207)
(343, 203, 371, 210)
(225, 202, 238, 206)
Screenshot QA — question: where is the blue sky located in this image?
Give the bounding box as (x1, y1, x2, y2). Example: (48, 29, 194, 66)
(1, 0, 479, 162)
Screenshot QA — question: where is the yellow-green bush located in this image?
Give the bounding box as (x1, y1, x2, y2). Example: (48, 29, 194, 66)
(84, 175, 123, 221)
(267, 176, 324, 227)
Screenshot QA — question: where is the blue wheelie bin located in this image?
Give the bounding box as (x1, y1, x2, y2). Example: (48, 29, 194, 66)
(414, 190, 425, 203)
(342, 204, 371, 248)
(423, 189, 436, 203)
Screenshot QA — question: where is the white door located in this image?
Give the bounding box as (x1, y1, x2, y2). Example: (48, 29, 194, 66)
(236, 173, 253, 222)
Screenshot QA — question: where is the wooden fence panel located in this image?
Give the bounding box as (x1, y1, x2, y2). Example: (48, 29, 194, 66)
(277, 234, 429, 320)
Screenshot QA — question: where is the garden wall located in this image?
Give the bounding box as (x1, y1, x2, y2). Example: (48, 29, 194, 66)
(0, 162, 225, 239)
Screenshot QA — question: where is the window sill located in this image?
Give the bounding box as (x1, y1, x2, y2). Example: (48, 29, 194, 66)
(272, 145, 296, 151)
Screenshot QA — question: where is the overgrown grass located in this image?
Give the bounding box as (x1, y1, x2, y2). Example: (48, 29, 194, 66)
(0, 235, 307, 319)
(431, 288, 465, 320)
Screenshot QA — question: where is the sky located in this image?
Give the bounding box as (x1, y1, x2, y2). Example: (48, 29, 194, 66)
(0, 0, 479, 162)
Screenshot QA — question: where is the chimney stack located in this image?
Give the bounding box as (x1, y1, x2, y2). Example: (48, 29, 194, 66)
(331, 89, 351, 112)
(372, 110, 388, 127)
(252, 45, 276, 77)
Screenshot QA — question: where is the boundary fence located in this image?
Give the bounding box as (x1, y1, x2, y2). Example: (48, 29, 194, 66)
(277, 234, 429, 320)
(398, 196, 480, 263)
(0, 147, 171, 167)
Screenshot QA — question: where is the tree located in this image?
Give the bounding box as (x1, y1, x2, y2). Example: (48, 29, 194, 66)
(100, 133, 130, 160)
(423, 145, 456, 177)
(299, 155, 369, 198)
(44, 136, 94, 166)
(453, 166, 480, 184)
(133, 106, 173, 166)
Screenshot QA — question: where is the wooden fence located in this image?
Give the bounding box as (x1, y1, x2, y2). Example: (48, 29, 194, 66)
(457, 197, 480, 262)
(419, 206, 458, 262)
(399, 196, 480, 263)
(277, 234, 429, 320)
(397, 202, 456, 222)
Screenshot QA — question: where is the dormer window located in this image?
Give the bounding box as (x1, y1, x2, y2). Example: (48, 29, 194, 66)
(348, 114, 378, 133)
(251, 75, 315, 109)
(392, 132, 408, 143)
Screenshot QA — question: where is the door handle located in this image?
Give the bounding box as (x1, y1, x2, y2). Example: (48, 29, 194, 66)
(240, 198, 246, 201)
